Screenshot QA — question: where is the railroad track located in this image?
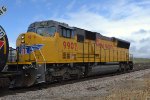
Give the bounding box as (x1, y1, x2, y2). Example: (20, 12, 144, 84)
(0, 63, 150, 97)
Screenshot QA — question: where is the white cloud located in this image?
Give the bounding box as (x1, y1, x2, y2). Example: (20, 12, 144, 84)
(27, 0, 150, 58)
(51, 0, 150, 58)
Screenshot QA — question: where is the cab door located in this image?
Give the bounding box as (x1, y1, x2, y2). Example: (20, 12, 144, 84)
(58, 26, 77, 63)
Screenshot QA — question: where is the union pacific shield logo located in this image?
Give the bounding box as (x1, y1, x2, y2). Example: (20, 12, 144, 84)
(0, 26, 5, 39)
(19, 44, 44, 54)
(0, 40, 4, 49)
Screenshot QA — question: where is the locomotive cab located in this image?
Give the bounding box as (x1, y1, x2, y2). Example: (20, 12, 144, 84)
(7, 20, 79, 88)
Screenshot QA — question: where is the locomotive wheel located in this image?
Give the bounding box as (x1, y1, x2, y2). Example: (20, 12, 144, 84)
(118, 63, 126, 72)
(125, 64, 130, 71)
(22, 68, 37, 87)
(62, 72, 71, 81)
(129, 62, 133, 70)
(45, 74, 54, 83)
(118, 62, 133, 72)
(9, 67, 37, 88)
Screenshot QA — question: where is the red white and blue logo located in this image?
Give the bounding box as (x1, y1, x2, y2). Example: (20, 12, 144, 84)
(0, 26, 5, 49)
(0, 26, 5, 39)
(19, 44, 44, 55)
(0, 40, 4, 49)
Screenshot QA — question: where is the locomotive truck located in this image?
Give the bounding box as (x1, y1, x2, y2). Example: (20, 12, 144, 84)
(5, 20, 133, 88)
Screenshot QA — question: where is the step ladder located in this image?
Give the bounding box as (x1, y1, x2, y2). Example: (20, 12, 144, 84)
(28, 45, 47, 83)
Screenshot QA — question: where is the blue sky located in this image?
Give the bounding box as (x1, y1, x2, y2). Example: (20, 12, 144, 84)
(0, 0, 150, 57)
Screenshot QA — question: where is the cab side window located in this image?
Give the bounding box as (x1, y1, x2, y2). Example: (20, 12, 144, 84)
(36, 26, 56, 37)
(61, 27, 74, 38)
(62, 29, 67, 37)
(66, 30, 71, 38)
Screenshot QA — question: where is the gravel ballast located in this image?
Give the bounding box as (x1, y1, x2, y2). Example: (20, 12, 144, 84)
(1, 69, 150, 100)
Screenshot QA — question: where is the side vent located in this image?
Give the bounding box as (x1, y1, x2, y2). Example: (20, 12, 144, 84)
(63, 52, 66, 59)
(67, 53, 70, 59)
(74, 54, 76, 60)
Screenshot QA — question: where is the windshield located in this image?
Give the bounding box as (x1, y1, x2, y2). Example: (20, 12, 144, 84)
(27, 28, 35, 33)
(36, 27, 56, 37)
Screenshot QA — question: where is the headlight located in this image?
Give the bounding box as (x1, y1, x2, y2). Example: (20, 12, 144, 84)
(21, 36, 24, 39)
(21, 34, 25, 43)
(21, 40, 25, 43)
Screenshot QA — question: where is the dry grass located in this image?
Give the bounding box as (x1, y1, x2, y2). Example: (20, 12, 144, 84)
(106, 90, 150, 100)
(134, 58, 150, 63)
(105, 77, 150, 100)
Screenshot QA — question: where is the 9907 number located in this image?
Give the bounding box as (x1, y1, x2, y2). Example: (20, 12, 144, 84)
(63, 41, 78, 50)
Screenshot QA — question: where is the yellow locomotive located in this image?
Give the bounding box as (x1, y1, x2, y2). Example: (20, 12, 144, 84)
(7, 20, 133, 88)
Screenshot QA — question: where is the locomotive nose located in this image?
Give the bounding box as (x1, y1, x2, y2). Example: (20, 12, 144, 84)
(0, 26, 9, 72)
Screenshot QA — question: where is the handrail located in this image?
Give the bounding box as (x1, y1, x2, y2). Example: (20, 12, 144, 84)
(38, 49, 46, 72)
(129, 54, 133, 61)
(29, 46, 46, 71)
(30, 47, 38, 63)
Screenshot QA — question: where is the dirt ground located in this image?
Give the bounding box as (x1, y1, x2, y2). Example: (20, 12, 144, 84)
(0, 68, 150, 100)
(98, 70, 150, 100)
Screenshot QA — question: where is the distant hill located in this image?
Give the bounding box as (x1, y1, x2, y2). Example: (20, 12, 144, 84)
(133, 58, 150, 63)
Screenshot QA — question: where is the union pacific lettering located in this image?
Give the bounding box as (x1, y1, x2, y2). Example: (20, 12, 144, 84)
(96, 41, 113, 49)
(0, 6, 7, 16)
